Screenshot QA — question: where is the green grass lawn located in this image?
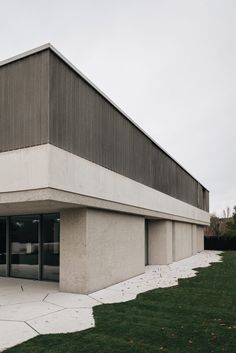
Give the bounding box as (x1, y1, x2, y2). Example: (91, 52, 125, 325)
(6, 252, 236, 353)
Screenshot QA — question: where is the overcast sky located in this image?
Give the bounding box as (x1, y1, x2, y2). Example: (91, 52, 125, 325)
(1, 0, 235, 216)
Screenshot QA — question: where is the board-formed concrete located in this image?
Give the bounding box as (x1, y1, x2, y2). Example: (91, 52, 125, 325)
(0, 251, 222, 352)
(60, 208, 145, 294)
(148, 220, 173, 265)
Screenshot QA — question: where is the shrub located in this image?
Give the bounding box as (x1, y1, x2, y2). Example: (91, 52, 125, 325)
(204, 235, 236, 250)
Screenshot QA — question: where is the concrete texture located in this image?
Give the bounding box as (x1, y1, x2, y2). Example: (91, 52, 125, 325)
(60, 208, 88, 294)
(85, 209, 145, 293)
(148, 220, 173, 264)
(197, 225, 205, 252)
(192, 224, 198, 255)
(0, 145, 209, 225)
(0, 188, 209, 225)
(173, 222, 193, 261)
(0, 251, 222, 352)
(60, 208, 145, 294)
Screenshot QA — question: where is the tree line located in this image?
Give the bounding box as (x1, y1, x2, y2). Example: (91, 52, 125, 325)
(206, 206, 236, 237)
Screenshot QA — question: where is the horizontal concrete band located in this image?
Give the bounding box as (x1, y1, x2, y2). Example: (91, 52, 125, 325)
(0, 145, 209, 225)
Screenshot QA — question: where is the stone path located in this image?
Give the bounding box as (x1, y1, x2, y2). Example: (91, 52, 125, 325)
(0, 251, 222, 351)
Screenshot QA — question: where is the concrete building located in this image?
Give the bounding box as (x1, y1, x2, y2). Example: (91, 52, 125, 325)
(0, 44, 209, 294)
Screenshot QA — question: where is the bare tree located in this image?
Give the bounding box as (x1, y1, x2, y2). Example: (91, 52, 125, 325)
(223, 207, 231, 218)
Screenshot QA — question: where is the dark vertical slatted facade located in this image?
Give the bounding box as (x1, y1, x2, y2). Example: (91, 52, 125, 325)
(0, 48, 208, 211)
(49, 52, 208, 211)
(0, 51, 49, 151)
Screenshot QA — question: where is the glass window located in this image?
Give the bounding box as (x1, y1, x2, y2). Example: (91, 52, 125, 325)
(0, 218, 7, 277)
(42, 214, 60, 281)
(10, 215, 39, 280)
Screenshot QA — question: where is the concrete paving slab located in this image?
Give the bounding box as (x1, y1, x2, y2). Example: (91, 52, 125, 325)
(0, 301, 62, 321)
(45, 292, 100, 308)
(0, 251, 223, 351)
(27, 308, 94, 334)
(89, 288, 137, 303)
(0, 321, 37, 351)
(0, 292, 52, 306)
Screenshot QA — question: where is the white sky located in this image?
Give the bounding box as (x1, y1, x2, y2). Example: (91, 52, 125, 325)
(1, 0, 235, 216)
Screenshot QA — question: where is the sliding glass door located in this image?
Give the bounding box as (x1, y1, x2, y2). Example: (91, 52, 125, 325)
(10, 215, 39, 280)
(42, 214, 60, 281)
(0, 213, 60, 281)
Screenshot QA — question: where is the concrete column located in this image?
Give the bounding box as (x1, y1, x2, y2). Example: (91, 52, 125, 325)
(60, 208, 88, 294)
(60, 208, 145, 294)
(148, 220, 173, 265)
(192, 224, 198, 255)
(197, 225, 204, 252)
(173, 222, 193, 261)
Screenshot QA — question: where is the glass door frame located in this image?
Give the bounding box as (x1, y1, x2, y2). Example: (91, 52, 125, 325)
(0, 213, 59, 282)
(0, 216, 9, 277)
(10, 214, 40, 280)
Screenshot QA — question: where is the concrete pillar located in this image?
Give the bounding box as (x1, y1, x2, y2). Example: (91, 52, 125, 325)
(173, 222, 193, 261)
(148, 220, 173, 265)
(60, 208, 88, 294)
(192, 224, 198, 255)
(60, 208, 145, 294)
(197, 225, 204, 252)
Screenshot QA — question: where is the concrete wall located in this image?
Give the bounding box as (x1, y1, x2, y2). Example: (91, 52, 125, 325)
(192, 224, 198, 255)
(173, 222, 193, 261)
(148, 220, 173, 265)
(60, 208, 87, 293)
(146, 220, 204, 265)
(60, 208, 145, 294)
(197, 226, 205, 252)
(0, 144, 210, 226)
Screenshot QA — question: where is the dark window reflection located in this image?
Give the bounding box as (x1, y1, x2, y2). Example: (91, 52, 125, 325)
(10, 215, 39, 280)
(0, 218, 6, 277)
(42, 214, 60, 281)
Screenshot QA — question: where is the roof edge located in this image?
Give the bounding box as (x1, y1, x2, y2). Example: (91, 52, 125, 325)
(0, 43, 209, 191)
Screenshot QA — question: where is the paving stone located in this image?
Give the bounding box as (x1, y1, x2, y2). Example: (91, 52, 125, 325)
(0, 321, 38, 351)
(45, 292, 100, 308)
(0, 301, 61, 321)
(89, 288, 137, 303)
(0, 251, 223, 350)
(27, 308, 94, 334)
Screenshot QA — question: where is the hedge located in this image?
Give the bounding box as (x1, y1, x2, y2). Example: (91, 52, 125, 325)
(204, 235, 236, 250)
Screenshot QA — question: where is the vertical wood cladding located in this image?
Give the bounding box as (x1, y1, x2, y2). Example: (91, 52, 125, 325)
(0, 49, 208, 211)
(0, 51, 49, 151)
(49, 52, 208, 211)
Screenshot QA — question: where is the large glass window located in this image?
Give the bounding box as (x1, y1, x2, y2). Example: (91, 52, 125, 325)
(10, 215, 39, 280)
(42, 214, 60, 281)
(1, 213, 60, 282)
(0, 218, 7, 277)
